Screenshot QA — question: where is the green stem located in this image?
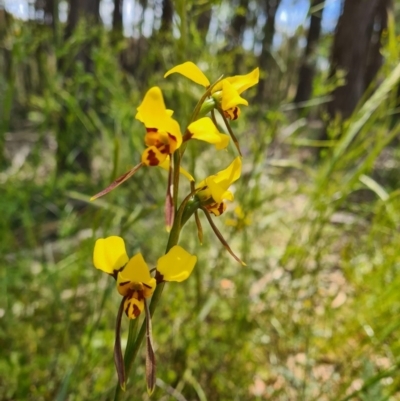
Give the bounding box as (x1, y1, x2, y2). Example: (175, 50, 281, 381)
(113, 285, 165, 400)
(187, 76, 224, 126)
(113, 211, 184, 400)
(123, 319, 139, 372)
(217, 106, 242, 156)
(172, 150, 181, 220)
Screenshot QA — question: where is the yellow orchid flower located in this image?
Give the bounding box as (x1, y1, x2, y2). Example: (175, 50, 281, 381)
(196, 157, 242, 216)
(136, 87, 229, 165)
(93, 236, 197, 318)
(164, 62, 259, 120)
(93, 236, 156, 319)
(135, 86, 182, 167)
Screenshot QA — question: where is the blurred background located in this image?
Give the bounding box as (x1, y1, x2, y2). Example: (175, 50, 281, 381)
(1, 0, 400, 400)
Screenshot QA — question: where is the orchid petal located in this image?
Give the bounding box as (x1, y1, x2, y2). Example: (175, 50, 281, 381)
(93, 236, 129, 274)
(142, 146, 168, 166)
(205, 157, 242, 203)
(164, 62, 210, 87)
(213, 68, 260, 94)
(221, 81, 248, 111)
(157, 246, 197, 282)
(124, 295, 144, 319)
(90, 163, 143, 201)
(188, 117, 230, 149)
(118, 253, 156, 289)
(136, 87, 182, 143)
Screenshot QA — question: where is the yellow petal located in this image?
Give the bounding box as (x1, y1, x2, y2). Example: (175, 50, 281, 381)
(136, 87, 182, 143)
(221, 81, 248, 111)
(142, 146, 168, 166)
(227, 67, 259, 94)
(118, 253, 155, 288)
(136, 87, 167, 125)
(188, 117, 230, 149)
(93, 236, 129, 274)
(157, 246, 197, 282)
(196, 179, 211, 201)
(159, 157, 194, 181)
(206, 157, 242, 203)
(213, 68, 260, 94)
(164, 62, 210, 87)
(214, 133, 230, 150)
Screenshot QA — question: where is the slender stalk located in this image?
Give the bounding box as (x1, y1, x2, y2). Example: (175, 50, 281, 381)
(217, 106, 242, 156)
(123, 319, 139, 372)
(188, 76, 224, 126)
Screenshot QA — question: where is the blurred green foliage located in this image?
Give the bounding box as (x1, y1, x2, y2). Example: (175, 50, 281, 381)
(1, 9, 400, 401)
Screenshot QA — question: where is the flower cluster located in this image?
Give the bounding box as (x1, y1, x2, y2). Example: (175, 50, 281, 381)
(91, 61, 258, 394)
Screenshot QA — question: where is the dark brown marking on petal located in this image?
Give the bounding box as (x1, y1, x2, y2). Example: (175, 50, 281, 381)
(159, 144, 170, 155)
(218, 203, 225, 215)
(143, 283, 152, 289)
(155, 271, 164, 283)
(146, 149, 160, 166)
(232, 107, 239, 120)
(168, 133, 177, 143)
(146, 128, 158, 133)
(119, 280, 130, 287)
(132, 304, 141, 318)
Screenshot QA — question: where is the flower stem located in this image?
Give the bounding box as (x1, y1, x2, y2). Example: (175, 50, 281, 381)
(113, 283, 166, 400)
(113, 206, 184, 400)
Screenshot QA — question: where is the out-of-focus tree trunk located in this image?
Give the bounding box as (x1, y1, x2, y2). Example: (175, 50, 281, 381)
(112, 0, 123, 37)
(228, 0, 249, 72)
(160, 0, 173, 34)
(365, 0, 391, 88)
(66, 0, 100, 38)
(256, 0, 282, 102)
(196, 6, 212, 38)
(34, 0, 58, 36)
(294, 0, 324, 105)
(0, 9, 12, 167)
(327, 0, 381, 120)
(230, 0, 248, 47)
(56, 0, 100, 174)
